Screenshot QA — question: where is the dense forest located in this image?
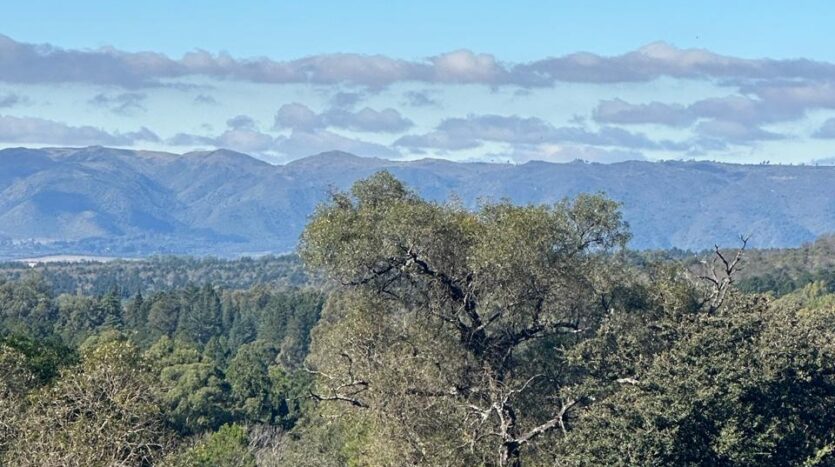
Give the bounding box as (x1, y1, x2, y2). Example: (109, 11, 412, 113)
(0, 254, 311, 297)
(2, 172, 835, 466)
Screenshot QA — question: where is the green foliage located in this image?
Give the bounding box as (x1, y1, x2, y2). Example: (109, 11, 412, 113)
(0, 344, 36, 454)
(298, 171, 632, 465)
(148, 293, 181, 338)
(0, 274, 56, 336)
(164, 423, 256, 467)
(0, 333, 77, 384)
(561, 286, 835, 465)
(3, 339, 172, 466)
(0, 268, 322, 464)
(176, 284, 223, 345)
(0, 335, 78, 458)
(147, 336, 232, 434)
(226, 340, 289, 425)
(709, 235, 835, 296)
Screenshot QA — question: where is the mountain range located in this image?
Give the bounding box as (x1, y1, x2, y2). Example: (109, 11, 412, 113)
(1, 146, 834, 258)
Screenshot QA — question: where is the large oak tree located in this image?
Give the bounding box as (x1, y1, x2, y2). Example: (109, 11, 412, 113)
(299, 171, 630, 466)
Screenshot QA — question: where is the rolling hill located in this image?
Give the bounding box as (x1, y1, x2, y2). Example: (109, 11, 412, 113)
(1, 146, 834, 258)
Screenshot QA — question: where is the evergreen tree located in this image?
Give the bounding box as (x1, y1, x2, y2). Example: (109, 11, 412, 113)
(148, 293, 180, 338)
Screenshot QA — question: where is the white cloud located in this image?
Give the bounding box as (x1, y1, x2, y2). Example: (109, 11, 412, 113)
(813, 118, 835, 139)
(5, 34, 835, 88)
(402, 90, 440, 107)
(88, 92, 147, 115)
(274, 129, 399, 158)
(273, 102, 412, 133)
(695, 119, 784, 142)
(0, 114, 159, 146)
(0, 92, 26, 108)
(593, 99, 695, 126)
(226, 114, 257, 131)
(398, 114, 685, 151)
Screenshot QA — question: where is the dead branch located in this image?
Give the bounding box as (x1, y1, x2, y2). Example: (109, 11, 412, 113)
(699, 234, 749, 313)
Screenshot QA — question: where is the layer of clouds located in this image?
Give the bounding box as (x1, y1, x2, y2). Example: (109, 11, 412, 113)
(394, 131, 482, 151)
(592, 97, 789, 143)
(395, 114, 688, 151)
(88, 92, 147, 115)
(169, 115, 275, 153)
(171, 128, 398, 159)
(593, 81, 835, 134)
(0, 114, 159, 146)
(517, 42, 835, 84)
(193, 94, 218, 105)
(6, 33, 835, 162)
(5, 34, 835, 89)
(168, 113, 398, 158)
(273, 102, 413, 133)
(813, 118, 835, 139)
(326, 108, 413, 133)
(226, 114, 256, 131)
(0, 92, 26, 108)
(328, 91, 364, 109)
(403, 90, 440, 107)
(273, 103, 320, 131)
(593, 99, 695, 126)
(695, 119, 784, 142)
(273, 130, 398, 159)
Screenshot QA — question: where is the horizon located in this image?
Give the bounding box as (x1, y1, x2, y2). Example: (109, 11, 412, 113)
(4, 144, 833, 168)
(3, 3, 835, 165)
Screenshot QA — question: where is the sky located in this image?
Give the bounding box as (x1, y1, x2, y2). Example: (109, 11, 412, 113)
(2, 1, 835, 164)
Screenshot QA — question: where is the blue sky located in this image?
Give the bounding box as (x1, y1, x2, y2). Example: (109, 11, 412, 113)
(2, 2, 835, 164)
(5, 1, 834, 61)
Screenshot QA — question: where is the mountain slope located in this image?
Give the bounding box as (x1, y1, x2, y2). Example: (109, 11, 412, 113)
(0, 146, 833, 257)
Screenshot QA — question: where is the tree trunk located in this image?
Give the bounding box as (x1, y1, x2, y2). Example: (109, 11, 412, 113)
(499, 442, 522, 467)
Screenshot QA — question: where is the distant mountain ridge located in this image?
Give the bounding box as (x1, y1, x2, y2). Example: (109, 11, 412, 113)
(1, 146, 834, 258)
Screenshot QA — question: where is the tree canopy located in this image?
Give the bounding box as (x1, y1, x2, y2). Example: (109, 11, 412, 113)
(2, 171, 835, 466)
(293, 171, 835, 466)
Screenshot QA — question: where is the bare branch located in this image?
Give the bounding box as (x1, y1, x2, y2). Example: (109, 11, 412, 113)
(513, 399, 578, 445)
(616, 377, 640, 385)
(305, 361, 370, 409)
(309, 389, 369, 408)
(699, 234, 750, 313)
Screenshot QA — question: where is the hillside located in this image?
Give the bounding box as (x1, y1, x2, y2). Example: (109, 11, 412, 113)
(1, 146, 834, 257)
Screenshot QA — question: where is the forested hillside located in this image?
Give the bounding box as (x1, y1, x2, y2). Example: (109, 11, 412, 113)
(2, 173, 835, 466)
(3, 146, 835, 257)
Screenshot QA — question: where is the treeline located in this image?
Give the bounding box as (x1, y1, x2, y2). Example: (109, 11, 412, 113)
(668, 234, 835, 296)
(737, 265, 835, 295)
(632, 236, 835, 297)
(731, 235, 835, 295)
(0, 254, 311, 297)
